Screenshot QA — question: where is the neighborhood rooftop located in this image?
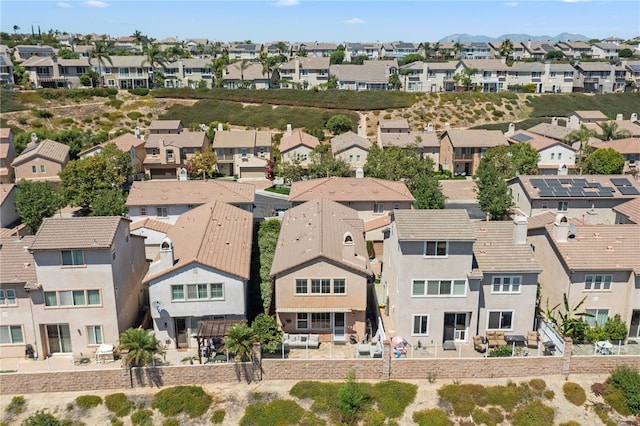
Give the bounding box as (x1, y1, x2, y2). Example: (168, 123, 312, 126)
(473, 221, 542, 274)
(289, 177, 415, 203)
(126, 180, 255, 206)
(393, 209, 476, 241)
(30, 217, 127, 250)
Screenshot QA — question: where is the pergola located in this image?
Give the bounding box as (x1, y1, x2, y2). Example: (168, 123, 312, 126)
(195, 317, 246, 364)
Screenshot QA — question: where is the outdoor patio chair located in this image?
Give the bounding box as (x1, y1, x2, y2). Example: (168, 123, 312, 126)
(526, 331, 539, 349)
(473, 335, 487, 353)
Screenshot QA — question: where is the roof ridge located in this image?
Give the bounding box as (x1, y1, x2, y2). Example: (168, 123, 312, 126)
(369, 177, 411, 197)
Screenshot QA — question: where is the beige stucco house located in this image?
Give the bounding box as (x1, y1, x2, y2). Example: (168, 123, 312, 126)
(439, 129, 508, 176)
(212, 128, 271, 178)
(0, 128, 16, 184)
(505, 129, 576, 175)
(590, 138, 640, 173)
(143, 129, 209, 180)
(279, 129, 320, 168)
(330, 131, 371, 171)
(12, 138, 70, 184)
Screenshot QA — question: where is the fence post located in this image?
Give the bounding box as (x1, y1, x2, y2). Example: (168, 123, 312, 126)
(562, 337, 573, 375)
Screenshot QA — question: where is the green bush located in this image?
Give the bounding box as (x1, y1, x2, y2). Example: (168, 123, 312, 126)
(484, 383, 524, 412)
(544, 390, 555, 400)
(585, 325, 609, 343)
(210, 409, 226, 424)
(563, 382, 586, 406)
(472, 407, 504, 426)
(492, 110, 505, 118)
(337, 372, 370, 424)
(33, 109, 53, 119)
(437, 384, 486, 416)
(110, 419, 124, 426)
(605, 366, 640, 415)
(130, 409, 153, 426)
(604, 314, 628, 341)
(558, 422, 581, 426)
(6, 395, 26, 414)
(528, 379, 546, 392)
(104, 393, 134, 417)
(127, 111, 143, 120)
(130, 88, 150, 96)
(74, 395, 102, 409)
(152, 386, 212, 418)
(412, 408, 453, 426)
(162, 419, 179, 426)
(240, 399, 322, 426)
(21, 410, 64, 426)
(372, 381, 417, 418)
(488, 345, 513, 357)
(510, 400, 554, 426)
(106, 98, 124, 109)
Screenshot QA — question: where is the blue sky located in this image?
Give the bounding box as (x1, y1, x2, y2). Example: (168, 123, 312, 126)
(1, 1, 638, 43)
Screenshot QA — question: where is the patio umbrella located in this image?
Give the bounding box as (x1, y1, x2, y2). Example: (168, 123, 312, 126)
(391, 336, 407, 347)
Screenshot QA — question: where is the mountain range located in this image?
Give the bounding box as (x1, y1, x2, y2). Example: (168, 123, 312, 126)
(438, 33, 590, 43)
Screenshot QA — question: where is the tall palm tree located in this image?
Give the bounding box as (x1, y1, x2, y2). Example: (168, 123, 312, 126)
(212, 49, 229, 88)
(142, 44, 169, 88)
(222, 324, 257, 362)
(237, 59, 250, 88)
(453, 41, 465, 59)
(433, 41, 441, 59)
(499, 38, 514, 60)
(13, 25, 20, 35)
(564, 124, 597, 175)
(600, 121, 631, 141)
(117, 328, 164, 367)
(422, 42, 432, 60)
(275, 41, 288, 57)
(89, 41, 113, 87)
(132, 29, 144, 51)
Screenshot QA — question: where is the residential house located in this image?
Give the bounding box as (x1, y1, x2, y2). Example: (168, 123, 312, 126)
(149, 120, 183, 135)
(21, 56, 91, 89)
(522, 41, 557, 60)
(129, 217, 172, 261)
(625, 61, 640, 87)
(591, 42, 632, 60)
(13, 45, 55, 61)
(114, 36, 141, 51)
(529, 218, 640, 339)
(613, 197, 640, 224)
(77, 133, 146, 177)
(377, 124, 440, 168)
(0, 184, 19, 229)
(508, 62, 575, 93)
(279, 128, 320, 168)
(605, 114, 640, 137)
(278, 56, 330, 89)
(294, 42, 337, 58)
(590, 138, 640, 173)
(508, 175, 640, 223)
(164, 58, 214, 88)
(462, 42, 492, 59)
(456, 59, 510, 92)
(567, 110, 609, 130)
(126, 179, 255, 224)
(96, 56, 151, 90)
(527, 121, 574, 142)
(573, 62, 626, 93)
(184, 39, 216, 57)
(439, 129, 508, 176)
(505, 129, 576, 175)
(263, 41, 291, 58)
(27, 216, 148, 357)
(144, 201, 253, 349)
(0, 128, 16, 183)
(0, 48, 14, 85)
(212, 128, 271, 178)
(399, 61, 457, 93)
(377, 119, 409, 141)
(344, 42, 380, 61)
(228, 43, 261, 60)
(389, 42, 421, 60)
(331, 60, 398, 91)
(152, 37, 182, 51)
(330, 131, 371, 171)
(143, 129, 209, 180)
(12, 138, 70, 184)
(556, 41, 592, 60)
(222, 62, 277, 89)
(488, 40, 526, 60)
(271, 198, 373, 343)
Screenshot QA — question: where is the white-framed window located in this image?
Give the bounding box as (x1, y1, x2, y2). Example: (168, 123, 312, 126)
(0, 325, 24, 344)
(349, 154, 353, 163)
(585, 274, 612, 291)
(0, 289, 17, 305)
(44, 289, 101, 307)
(166, 150, 174, 160)
(412, 279, 466, 297)
(61, 250, 84, 266)
(86, 325, 103, 345)
(585, 309, 609, 326)
(412, 314, 429, 336)
(105, 67, 112, 74)
(393, 203, 400, 209)
(487, 310, 514, 330)
(558, 153, 562, 159)
(424, 241, 448, 257)
(31, 165, 37, 174)
(311, 313, 330, 329)
(241, 148, 248, 158)
(333, 279, 346, 294)
(170, 283, 224, 301)
(185, 68, 193, 75)
(295, 278, 308, 294)
(373, 202, 384, 214)
(107, 79, 115, 87)
(541, 201, 549, 209)
(156, 207, 168, 217)
(40, 165, 46, 173)
(310, 279, 330, 294)
(492, 276, 521, 293)
(557, 201, 568, 212)
(296, 313, 308, 329)
(551, 153, 555, 160)
(140, 207, 147, 216)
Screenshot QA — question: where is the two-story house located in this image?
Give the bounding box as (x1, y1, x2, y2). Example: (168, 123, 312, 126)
(330, 131, 372, 171)
(144, 201, 253, 349)
(556, 41, 592, 60)
(413, 61, 457, 93)
(26, 217, 148, 357)
(0, 184, 19, 229)
(0, 48, 14, 86)
(212, 128, 271, 178)
(228, 43, 262, 60)
(344, 42, 380, 61)
(456, 59, 509, 92)
(271, 198, 373, 343)
(567, 110, 609, 130)
(143, 129, 209, 180)
(439, 129, 508, 176)
(278, 56, 330, 89)
(573, 62, 626, 93)
(294, 42, 338, 58)
(78, 133, 146, 178)
(163, 58, 214, 88)
(13, 45, 55, 61)
(12, 138, 70, 184)
(279, 128, 320, 168)
(97, 56, 151, 90)
(508, 62, 575, 93)
(0, 128, 16, 183)
(331, 60, 398, 91)
(377, 124, 440, 168)
(222, 62, 277, 89)
(590, 138, 640, 173)
(21, 56, 91, 89)
(505, 129, 576, 175)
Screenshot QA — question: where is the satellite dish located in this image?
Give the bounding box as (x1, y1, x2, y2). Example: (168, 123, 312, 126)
(152, 300, 164, 313)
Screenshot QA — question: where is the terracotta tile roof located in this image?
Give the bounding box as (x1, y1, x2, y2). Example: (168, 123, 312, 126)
(526, 211, 559, 230)
(441, 129, 508, 148)
(280, 57, 330, 70)
(330, 60, 398, 84)
(12, 139, 70, 166)
(30, 216, 127, 250)
(547, 223, 640, 273)
(92, 55, 146, 68)
(144, 201, 253, 282)
(379, 119, 409, 130)
(461, 59, 510, 71)
(330, 131, 371, 154)
(224, 62, 269, 81)
(78, 133, 145, 157)
(363, 214, 391, 232)
(271, 198, 371, 276)
(126, 180, 255, 207)
(613, 197, 640, 224)
(512, 175, 640, 200)
(0, 184, 15, 206)
(0, 224, 25, 238)
(130, 217, 172, 234)
(150, 120, 182, 131)
(526, 123, 572, 141)
(590, 138, 640, 155)
(424, 61, 457, 70)
(289, 177, 414, 203)
(393, 209, 475, 241)
(213, 130, 271, 149)
(0, 128, 11, 139)
(0, 235, 37, 285)
(279, 129, 320, 153)
(507, 130, 576, 152)
(380, 131, 439, 148)
(473, 221, 541, 273)
(605, 120, 640, 137)
(145, 132, 207, 149)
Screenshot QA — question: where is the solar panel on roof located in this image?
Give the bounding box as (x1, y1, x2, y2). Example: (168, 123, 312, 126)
(611, 178, 632, 187)
(538, 189, 555, 197)
(531, 179, 547, 188)
(619, 186, 640, 196)
(559, 178, 573, 184)
(573, 179, 587, 187)
(511, 133, 534, 143)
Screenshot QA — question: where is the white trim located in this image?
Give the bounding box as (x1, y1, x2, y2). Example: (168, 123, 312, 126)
(411, 314, 430, 336)
(487, 309, 515, 331)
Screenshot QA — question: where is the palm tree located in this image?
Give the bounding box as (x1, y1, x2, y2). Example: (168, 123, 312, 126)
(222, 323, 257, 362)
(600, 121, 631, 140)
(13, 25, 20, 35)
(275, 41, 289, 57)
(433, 42, 441, 59)
(132, 29, 144, 51)
(564, 124, 597, 175)
(453, 41, 465, 59)
(117, 328, 164, 367)
(142, 44, 169, 88)
(212, 49, 229, 88)
(237, 59, 250, 88)
(422, 42, 432, 60)
(499, 38, 514, 60)
(89, 41, 113, 87)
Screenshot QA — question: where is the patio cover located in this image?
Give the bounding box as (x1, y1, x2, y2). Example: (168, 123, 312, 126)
(195, 317, 246, 364)
(276, 307, 352, 313)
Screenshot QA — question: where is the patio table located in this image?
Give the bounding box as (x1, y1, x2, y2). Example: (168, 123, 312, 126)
(505, 335, 526, 346)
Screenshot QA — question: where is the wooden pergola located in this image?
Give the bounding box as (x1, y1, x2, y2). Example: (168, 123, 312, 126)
(195, 317, 246, 364)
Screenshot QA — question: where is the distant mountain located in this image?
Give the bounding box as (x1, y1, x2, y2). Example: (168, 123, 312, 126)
(439, 33, 589, 43)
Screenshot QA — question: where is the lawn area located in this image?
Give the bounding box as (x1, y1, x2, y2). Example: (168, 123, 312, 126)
(264, 185, 290, 195)
(527, 92, 640, 118)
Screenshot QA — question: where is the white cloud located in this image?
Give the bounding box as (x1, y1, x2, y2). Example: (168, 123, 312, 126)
(345, 17, 365, 24)
(561, 0, 588, 3)
(504, 2, 518, 7)
(56, 2, 72, 8)
(274, 0, 299, 6)
(81, 1, 109, 7)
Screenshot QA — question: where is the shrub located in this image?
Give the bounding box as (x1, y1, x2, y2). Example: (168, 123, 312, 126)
(484, 383, 523, 412)
(127, 111, 143, 120)
(563, 382, 586, 406)
(488, 345, 513, 357)
(106, 98, 124, 109)
(437, 384, 486, 416)
(130, 88, 150, 96)
(591, 382, 605, 397)
(472, 407, 504, 426)
(528, 379, 546, 392)
(130, 409, 153, 426)
(606, 365, 640, 415)
(510, 400, 554, 426)
(110, 419, 124, 426)
(371, 380, 417, 418)
(412, 408, 453, 426)
(366, 240, 375, 259)
(74, 395, 102, 409)
(492, 110, 505, 118)
(585, 325, 609, 343)
(593, 402, 611, 424)
(240, 399, 320, 426)
(558, 422, 581, 426)
(6, 395, 26, 414)
(604, 314, 628, 341)
(105, 393, 134, 417)
(337, 371, 370, 424)
(162, 419, 179, 426)
(21, 410, 64, 426)
(152, 386, 212, 418)
(544, 390, 555, 400)
(210, 409, 226, 424)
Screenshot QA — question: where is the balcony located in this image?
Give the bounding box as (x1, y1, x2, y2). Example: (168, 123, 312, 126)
(454, 154, 474, 160)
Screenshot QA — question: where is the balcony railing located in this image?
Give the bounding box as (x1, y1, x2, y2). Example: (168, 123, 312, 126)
(454, 154, 474, 160)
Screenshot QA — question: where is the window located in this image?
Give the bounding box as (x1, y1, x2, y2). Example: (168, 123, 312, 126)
(393, 203, 400, 209)
(43, 290, 100, 307)
(311, 313, 331, 329)
(541, 201, 549, 209)
(349, 154, 353, 163)
(241, 148, 248, 158)
(424, 241, 448, 257)
(550, 72, 557, 78)
(61, 250, 84, 266)
(295, 279, 308, 294)
(140, 207, 147, 216)
(86, 326, 103, 345)
(166, 150, 174, 160)
(185, 68, 193, 75)
(171, 283, 224, 301)
(296, 313, 308, 329)
(40, 165, 46, 173)
(334, 279, 346, 294)
(412, 315, 429, 336)
(586, 309, 609, 327)
(373, 203, 384, 214)
(105, 67, 112, 74)
(557, 153, 562, 160)
(585, 275, 612, 291)
(210, 283, 223, 299)
(171, 285, 184, 301)
(311, 279, 330, 294)
(492, 276, 521, 293)
(107, 79, 115, 87)
(551, 153, 555, 160)
(412, 279, 466, 296)
(32, 165, 37, 174)
(0, 325, 24, 344)
(557, 201, 568, 212)
(356, 154, 361, 162)
(0, 289, 16, 305)
(488, 311, 513, 330)
(156, 207, 168, 217)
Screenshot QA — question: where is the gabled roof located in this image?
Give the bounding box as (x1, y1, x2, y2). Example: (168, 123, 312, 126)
(613, 197, 640, 224)
(570, 110, 608, 121)
(460, 59, 510, 71)
(605, 120, 640, 137)
(441, 129, 508, 148)
(31, 216, 126, 250)
(511, 175, 640, 200)
(145, 132, 207, 149)
(330, 60, 398, 83)
(91, 55, 146, 68)
(126, 180, 255, 207)
(378, 119, 409, 130)
(590, 138, 640, 154)
(289, 177, 414, 203)
(224, 62, 269, 81)
(144, 201, 253, 282)
(12, 139, 69, 166)
(507, 130, 576, 152)
(150, 120, 182, 131)
(526, 123, 573, 141)
(473, 221, 541, 273)
(213, 129, 271, 149)
(574, 62, 612, 72)
(0, 128, 13, 139)
(279, 129, 319, 153)
(280, 56, 330, 70)
(78, 133, 144, 157)
(0, 236, 36, 285)
(330, 131, 371, 154)
(424, 61, 458, 70)
(393, 209, 475, 241)
(380, 131, 439, 149)
(130, 217, 172, 234)
(270, 198, 371, 276)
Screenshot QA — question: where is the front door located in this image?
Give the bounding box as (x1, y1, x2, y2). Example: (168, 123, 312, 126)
(464, 162, 471, 176)
(46, 324, 72, 354)
(630, 310, 640, 338)
(175, 318, 188, 348)
(333, 313, 346, 342)
(443, 313, 469, 343)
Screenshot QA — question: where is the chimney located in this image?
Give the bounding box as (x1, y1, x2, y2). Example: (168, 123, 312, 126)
(444, 122, 450, 129)
(27, 133, 38, 148)
(426, 123, 434, 132)
(616, 113, 623, 121)
(553, 214, 569, 242)
(505, 123, 515, 136)
(357, 124, 364, 137)
(355, 167, 364, 178)
(631, 113, 638, 122)
(152, 238, 175, 273)
(294, 56, 300, 75)
(513, 214, 528, 244)
(134, 127, 141, 138)
(285, 124, 292, 137)
(341, 232, 356, 260)
(584, 209, 597, 225)
(217, 123, 223, 131)
(551, 117, 558, 126)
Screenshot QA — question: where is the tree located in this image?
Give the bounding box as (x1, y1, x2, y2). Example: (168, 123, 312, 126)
(326, 114, 354, 134)
(329, 49, 345, 65)
(258, 219, 281, 312)
(564, 124, 598, 174)
(15, 180, 63, 233)
(619, 48, 633, 58)
(499, 38, 514, 59)
(251, 313, 283, 354)
(453, 41, 465, 59)
(278, 159, 305, 184)
(79, 74, 92, 86)
(481, 144, 539, 179)
(475, 160, 513, 220)
(21, 410, 64, 426)
(212, 49, 230, 87)
(117, 328, 164, 367)
(222, 323, 258, 362)
(186, 149, 218, 179)
(453, 67, 477, 91)
(600, 121, 631, 140)
(422, 42, 432, 60)
(400, 53, 423, 65)
(350, 54, 369, 65)
(308, 143, 352, 179)
(542, 294, 593, 339)
(89, 188, 127, 216)
(583, 147, 625, 175)
(337, 371, 369, 424)
(88, 41, 113, 87)
(12, 25, 20, 35)
(408, 174, 446, 209)
(236, 59, 251, 88)
(142, 44, 168, 88)
(364, 144, 432, 181)
(132, 29, 144, 50)
(388, 73, 402, 91)
(545, 50, 564, 60)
